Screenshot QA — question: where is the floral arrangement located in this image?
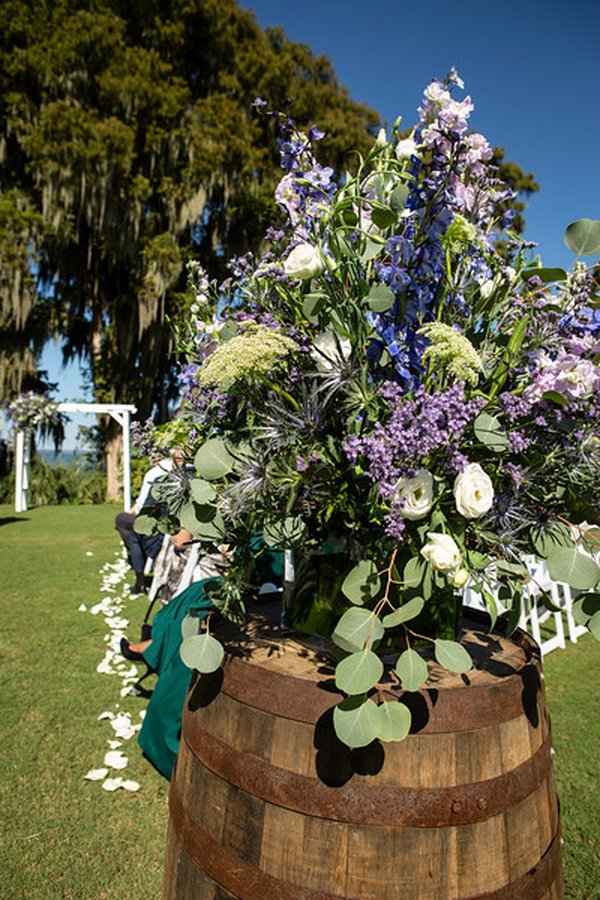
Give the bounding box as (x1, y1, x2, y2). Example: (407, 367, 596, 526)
(141, 72, 600, 747)
(7, 391, 66, 448)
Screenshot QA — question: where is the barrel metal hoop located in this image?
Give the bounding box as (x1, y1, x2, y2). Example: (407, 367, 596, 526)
(169, 778, 561, 899)
(182, 710, 553, 828)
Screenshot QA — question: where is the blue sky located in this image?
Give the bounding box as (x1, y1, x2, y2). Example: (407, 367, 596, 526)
(28, 0, 600, 446)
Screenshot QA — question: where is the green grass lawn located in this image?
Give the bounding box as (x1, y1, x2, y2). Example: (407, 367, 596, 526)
(0, 503, 598, 899)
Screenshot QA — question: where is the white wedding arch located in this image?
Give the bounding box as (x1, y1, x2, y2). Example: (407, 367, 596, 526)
(14, 402, 136, 513)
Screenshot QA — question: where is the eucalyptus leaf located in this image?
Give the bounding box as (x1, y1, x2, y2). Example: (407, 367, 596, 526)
(546, 547, 600, 590)
(434, 639, 473, 674)
(541, 390, 569, 406)
(389, 183, 409, 214)
(335, 649, 384, 695)
(530, 522, 572, 558)
(395, 648, 429, 692)
(262, 516, 307, 549)
(132, 510, 160, 536)
(366, 283, 395, 313)
(473, 412, 509, 452)
(572, 593, 600, 626)
(303, 293, 327, 320)
(341, 560, 381, 605)
(359, 237, 385, 261)
(218, 320, 238, 342)
(332, 695, 380, 748)
(521, 267, 567, 283)
(179, 501, 225, 541)
(181, 613, 200, 639)
(194, 438, 234, 480)
(587, 610, 600, 640)
(179, 633, 224, 673)
(331, 608, 385, 653)
(564, 218, 600, 257)
(189, 478, 217, 504)
(371, 207, 397, 229)
(375, 700, 411, 742)
(403, 556, 427, 588)
(382, 596, 425, 628)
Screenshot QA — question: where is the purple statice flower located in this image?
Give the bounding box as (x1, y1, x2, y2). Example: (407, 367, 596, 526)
(504, 463, 524, 489)
(296, 455, 308, 473)
(343, 383, 486, 523)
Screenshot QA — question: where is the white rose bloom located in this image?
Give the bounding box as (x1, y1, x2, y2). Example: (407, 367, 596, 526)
(310, 331, 352, 372)
(420, 533, 461, 573)
(395, 137, 418, 161)
(283, 243, 324, 280)
(394, 469, 434, 520)
(453, 463, 494, 519)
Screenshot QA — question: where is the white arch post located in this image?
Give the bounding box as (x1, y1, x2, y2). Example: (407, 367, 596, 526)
(14, 402, 137, 513)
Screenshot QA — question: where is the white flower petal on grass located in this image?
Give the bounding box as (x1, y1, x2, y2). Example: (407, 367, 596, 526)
(111, 714, 136, 740)
(86, 551, 94, 556)
(104, 750, 128, 770)
(139, 710, 146, 720)
(102, 777, 124, 792)
(107, 740, 122, 749)
(84, 767, 109, 781)
(98, 711, 114, 721)
(122, 780, 140, 792)
(78, 604, 87, 612)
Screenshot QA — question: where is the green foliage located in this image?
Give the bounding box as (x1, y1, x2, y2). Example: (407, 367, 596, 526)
(0, 455, 106, 505)
(0, 0, 379, 413)
(564, 218, 600, 257)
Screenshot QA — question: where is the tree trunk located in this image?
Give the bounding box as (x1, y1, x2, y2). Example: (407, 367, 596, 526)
(105, 421, 122, 503)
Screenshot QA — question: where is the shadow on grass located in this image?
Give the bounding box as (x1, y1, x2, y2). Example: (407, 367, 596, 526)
(0, 516, 30, 526)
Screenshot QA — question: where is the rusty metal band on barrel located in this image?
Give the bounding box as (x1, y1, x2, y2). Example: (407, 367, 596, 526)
(181, 707, 553, 828)
(219, 652, 541, 732)
(168, 780, 561, 900)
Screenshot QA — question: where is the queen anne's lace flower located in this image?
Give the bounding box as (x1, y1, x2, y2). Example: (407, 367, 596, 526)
(419, 322, 483, 386)
(198, 327, 299, 387)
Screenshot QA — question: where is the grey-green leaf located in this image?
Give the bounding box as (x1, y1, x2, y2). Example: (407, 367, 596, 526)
(366, 283, 395, 313)
(332, 696, 380, 748)
(189, 478, 217, 504)
(473, 412, 509, 452)
(375, 700, 412, 742)
(434, 639, 473, 674)
(335, 650, 384, 695)
(341, 560, 381, 605)
(564, 218, 600, 257)
(194, 438, 234, 480)
(395, 648, 429, 692)
(521, 267, 567, 283)
(546, 547, 600, 590)
(588, 610, 600, 640)
(179, 633, 224, 673)
(382, 596, 425, 628)
(331, 608, 385, 653)
(181, 613, 200, 639)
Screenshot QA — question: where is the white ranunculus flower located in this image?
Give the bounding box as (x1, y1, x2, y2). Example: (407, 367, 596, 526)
(453, 463, 494, 519)
(310, 331, 352, 372)
(395, 137, 418, 161)
(394, 469, 434, 520)
(420, 533, 462, 573)
(283, 242, 324, 280)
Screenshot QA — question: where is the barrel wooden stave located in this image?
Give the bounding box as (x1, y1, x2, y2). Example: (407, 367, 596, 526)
(164, 623, 563, 899)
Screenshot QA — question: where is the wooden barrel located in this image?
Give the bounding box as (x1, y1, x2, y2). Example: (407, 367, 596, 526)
(164, 611, 563, 899)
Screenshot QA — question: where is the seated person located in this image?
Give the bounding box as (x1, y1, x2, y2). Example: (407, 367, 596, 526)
(115, 448, 184, 593)
(120, 541, 283, 779)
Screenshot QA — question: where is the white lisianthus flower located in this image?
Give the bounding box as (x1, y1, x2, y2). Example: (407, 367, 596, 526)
(376, 127, 388, 145)
(453, 463, 494, 519)
(283, 243, 324, 280)
(394, 469, 434, 520)
(420, 533, 462, 573)
(310, 331, 352, 372)
(395, 137, 418, 161)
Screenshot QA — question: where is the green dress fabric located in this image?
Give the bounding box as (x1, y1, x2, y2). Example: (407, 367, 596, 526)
(138, 543, 284, 779)
(138, 580, 217, 779)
